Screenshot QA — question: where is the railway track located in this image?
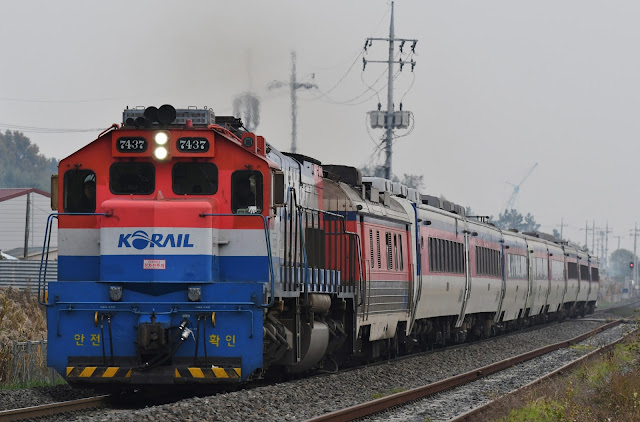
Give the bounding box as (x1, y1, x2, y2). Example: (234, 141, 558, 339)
(304, 319, 625, 422)
(0, 395, 110, 421)
(450, 322, 638, 422)
(0, 309, 630, 421)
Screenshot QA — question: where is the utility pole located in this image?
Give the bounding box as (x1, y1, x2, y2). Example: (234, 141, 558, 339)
(23, 192, 31, 260)
(632, 223, 639, 284)
(602, 222, 612, 270)
(557, 218, 568, 239)
(592, 220, 596, 254)
(269, 50, 317, 153)
(580, 221, 593, 250)
(364, 1, 417, 179)
(613, 234, 622, 251)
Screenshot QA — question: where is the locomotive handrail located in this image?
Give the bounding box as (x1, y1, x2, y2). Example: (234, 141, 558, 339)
(287, 187, 364, 300)
(38, 212, 111, 306)
(296, 205, 347, 232)
(199, 212, 275, 308)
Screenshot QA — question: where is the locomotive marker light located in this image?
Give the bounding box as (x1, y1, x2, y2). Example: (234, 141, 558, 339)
(154, 146, 168, 160)
(154, 131, 169, 145)
(153, 131, 170, 160)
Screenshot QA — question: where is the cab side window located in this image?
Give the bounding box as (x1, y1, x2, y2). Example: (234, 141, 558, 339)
(231, 170, 263, 214)
(64, 169, 96, 213)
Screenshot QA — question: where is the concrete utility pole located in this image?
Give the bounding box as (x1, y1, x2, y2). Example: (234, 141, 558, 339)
(602, 222, 612, 270)
(580, 221, 593, 250)
(23, 192, 31, 259)
(632, 223, 639, 284)
(557, 218, 568, 239)
(364, 1, 417, 179)
(269, 50, 317, 153)
(613, 234, 623, 251)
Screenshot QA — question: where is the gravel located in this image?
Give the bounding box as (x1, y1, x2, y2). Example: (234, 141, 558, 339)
(0, 385, 96, 411)
(362, 321, 634, 422)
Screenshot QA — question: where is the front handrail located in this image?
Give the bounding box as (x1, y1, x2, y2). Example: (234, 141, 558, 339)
(38, 212, 110, 306)
(199, 212, 275, 308)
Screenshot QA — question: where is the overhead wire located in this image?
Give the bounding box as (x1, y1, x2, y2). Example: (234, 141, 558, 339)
(399, 71, 416, 105)
(299, 5, 391, 98)
(307, 49, 402, 106)
(0, 96, 136, 103)
(0, 123, 106, 134)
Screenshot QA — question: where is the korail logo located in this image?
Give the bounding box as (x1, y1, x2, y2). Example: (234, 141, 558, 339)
(118, 230, 194, 250)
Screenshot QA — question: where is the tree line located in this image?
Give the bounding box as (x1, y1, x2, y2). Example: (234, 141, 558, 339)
(0, 131, 58, 192)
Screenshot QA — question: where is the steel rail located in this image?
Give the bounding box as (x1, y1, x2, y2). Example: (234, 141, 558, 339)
(0, 395, 110, 421)
(450, 324, 639, 422)
(305, 319, 623, 422)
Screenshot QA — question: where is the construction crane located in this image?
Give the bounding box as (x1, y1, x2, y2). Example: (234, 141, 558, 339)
(503, 163, 538, 212)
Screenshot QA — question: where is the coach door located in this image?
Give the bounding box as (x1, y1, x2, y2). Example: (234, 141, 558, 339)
(455, 220, 471, 328)
(523, 239, 534, 317)
(494, 234, 507, 323)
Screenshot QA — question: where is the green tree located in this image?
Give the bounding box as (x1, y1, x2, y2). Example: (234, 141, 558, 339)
(609, 249, 637, 278)
(491, 208, 541, 232)
(0, 131, 58, 191)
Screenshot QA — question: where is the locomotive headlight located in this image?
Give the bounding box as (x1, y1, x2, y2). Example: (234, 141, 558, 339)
(154, 146, 168, 160)
(154, 131, 169, 145)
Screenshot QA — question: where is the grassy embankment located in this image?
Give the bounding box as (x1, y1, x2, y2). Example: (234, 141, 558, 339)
(0, 287, 50, 388)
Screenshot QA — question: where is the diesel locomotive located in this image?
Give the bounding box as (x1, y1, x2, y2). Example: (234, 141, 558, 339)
(40, 105, 598, 388)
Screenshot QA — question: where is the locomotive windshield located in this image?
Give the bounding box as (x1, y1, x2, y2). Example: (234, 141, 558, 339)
(110, 162, 155, 194)
(172, 162, 218, 195)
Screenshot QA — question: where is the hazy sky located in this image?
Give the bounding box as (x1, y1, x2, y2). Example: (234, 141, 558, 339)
(2, 1, 639, 255)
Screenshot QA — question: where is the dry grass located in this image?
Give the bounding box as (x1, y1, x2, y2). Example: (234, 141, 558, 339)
(484, 329, 640, 422)
(0, 287, 47, 382)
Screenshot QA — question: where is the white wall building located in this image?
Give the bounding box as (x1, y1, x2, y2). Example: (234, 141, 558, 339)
(0, 188, 57, 258)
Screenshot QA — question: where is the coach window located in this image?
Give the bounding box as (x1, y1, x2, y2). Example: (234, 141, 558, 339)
(386, 232, 393, 270)
(110, 162, 155, 195)
(232, 170, 263, 214)
(376, 231, 381, 269)
(63, 169, 96, 213)
(580, 264, 589, 281)
(393, 234, 398, 270)
(399, 234, 404, 271)
(369, 230, 374, 269)
(173, 162, 218, 195)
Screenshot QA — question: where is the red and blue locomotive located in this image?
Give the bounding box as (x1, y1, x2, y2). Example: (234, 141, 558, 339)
(41, 105, 598, 388)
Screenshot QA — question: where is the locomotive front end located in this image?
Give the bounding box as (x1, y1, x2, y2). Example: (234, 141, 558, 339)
(45, 106, 274, 387)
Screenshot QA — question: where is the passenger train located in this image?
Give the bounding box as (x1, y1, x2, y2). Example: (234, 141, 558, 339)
(40, 105, 598, 388)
